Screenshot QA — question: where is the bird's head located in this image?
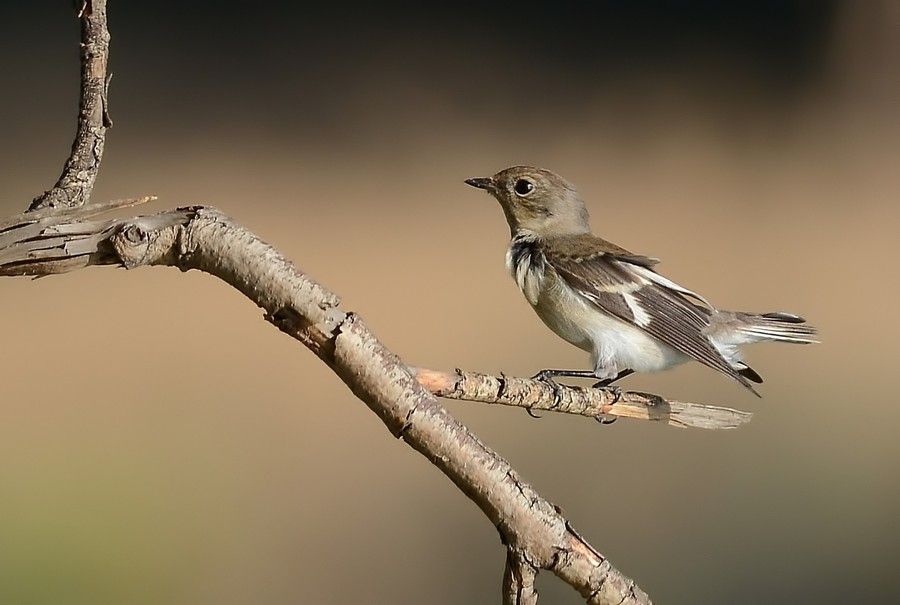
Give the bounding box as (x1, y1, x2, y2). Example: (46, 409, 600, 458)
(465, 166, 590, 238)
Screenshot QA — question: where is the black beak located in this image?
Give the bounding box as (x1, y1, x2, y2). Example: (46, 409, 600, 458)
(465, 177, 495, 192)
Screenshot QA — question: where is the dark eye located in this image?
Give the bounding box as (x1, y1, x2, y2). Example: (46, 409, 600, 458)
(514, 179, 535, 196)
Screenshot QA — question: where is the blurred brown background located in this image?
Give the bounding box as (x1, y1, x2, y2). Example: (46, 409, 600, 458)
(1, 2, 898, 603)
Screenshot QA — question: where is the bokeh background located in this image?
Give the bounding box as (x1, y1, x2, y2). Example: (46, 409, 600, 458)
(1, 1, 898, 603)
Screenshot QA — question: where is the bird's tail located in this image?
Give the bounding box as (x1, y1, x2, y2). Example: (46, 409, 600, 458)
(705, 311, 817, 389)
(733, 312, 819, 345)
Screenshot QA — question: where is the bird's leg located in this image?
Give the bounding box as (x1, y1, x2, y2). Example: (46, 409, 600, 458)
(591, 369, 634, 423)
(532, 369, 598, 383)
(592, 369, 634, 389)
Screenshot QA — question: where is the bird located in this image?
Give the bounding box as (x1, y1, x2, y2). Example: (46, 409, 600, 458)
(465, 166, 817, 396)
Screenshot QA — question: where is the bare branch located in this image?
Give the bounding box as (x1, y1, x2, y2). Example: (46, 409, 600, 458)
(0, 205, 653, 604)
(30, 0, 111, 211)
(8, 3, 665, 598)
(504, 550, 539, 605)
(414, 368, 752, 429)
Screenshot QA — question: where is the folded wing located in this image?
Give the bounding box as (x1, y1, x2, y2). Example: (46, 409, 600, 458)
(543, 236, 758, 394)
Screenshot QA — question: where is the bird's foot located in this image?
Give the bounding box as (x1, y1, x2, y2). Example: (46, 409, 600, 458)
(593, 383, 624, 403)
(592, 370, 631, 424)
(530, 370, 568, 416)
(531, 369, 561, 385)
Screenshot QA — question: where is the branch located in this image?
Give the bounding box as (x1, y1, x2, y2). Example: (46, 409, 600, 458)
(0, 204, 652, 604)
(504, 550, 539, 605)
(30, 0, 111, 211)
(8, 2, 671, 599)
(414, 368, 752, 429)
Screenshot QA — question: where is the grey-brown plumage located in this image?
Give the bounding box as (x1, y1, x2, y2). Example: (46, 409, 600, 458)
(466, 166, 818, 395)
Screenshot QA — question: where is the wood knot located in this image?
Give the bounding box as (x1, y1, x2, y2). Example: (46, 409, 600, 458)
(122, 223, 148, 244)
(111, 220, 165, 269)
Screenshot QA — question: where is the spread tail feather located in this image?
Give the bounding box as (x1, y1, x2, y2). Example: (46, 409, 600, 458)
(706, 310, 817, 394)
(737, 312, 819, 345)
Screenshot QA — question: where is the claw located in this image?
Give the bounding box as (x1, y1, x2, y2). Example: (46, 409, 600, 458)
(592, 382, 623, 403)
(525, 407, 543, 419)
(546, 379, 565, 410)
(531, 370, 563, 408)
(593, 382, 622, 424)
(608, 385, 623, 403)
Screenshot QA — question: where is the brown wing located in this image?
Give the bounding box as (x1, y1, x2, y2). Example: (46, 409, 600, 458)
(545, 233, 660, 268)
(543, 238, 757, 394)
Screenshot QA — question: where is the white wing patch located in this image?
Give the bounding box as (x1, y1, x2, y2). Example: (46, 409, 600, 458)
(623, 292, 651, 326)
(628, 263, 716, 309)
(596, 281, 643, 294)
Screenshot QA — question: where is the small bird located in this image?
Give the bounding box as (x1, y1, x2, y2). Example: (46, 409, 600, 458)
(465, 166, 817, 395)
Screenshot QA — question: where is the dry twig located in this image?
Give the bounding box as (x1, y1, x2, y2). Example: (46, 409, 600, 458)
(30, 0, 111, 211)
(414, 368, 752, 429)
